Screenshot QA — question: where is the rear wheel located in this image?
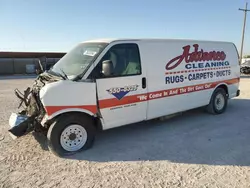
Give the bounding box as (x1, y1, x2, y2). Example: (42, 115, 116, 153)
(206, 88, 228, 114)
(47, 114, 96, 157)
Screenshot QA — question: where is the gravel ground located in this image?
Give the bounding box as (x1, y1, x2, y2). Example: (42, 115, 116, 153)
(0, 76, 250, 188)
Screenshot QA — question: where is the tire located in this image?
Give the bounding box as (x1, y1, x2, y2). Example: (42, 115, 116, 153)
(245, 68, 250, 74)
(206, 88, 228, 115)
(240, 67, 244, 74)
(47, 114, 96, 157)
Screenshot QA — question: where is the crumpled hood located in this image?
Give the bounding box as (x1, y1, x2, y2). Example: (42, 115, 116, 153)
(32, 71, 63, 93)
(14, 71, 63, 116)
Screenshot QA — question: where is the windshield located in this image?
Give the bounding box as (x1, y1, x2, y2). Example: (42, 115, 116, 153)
(50, 42, 107, 79)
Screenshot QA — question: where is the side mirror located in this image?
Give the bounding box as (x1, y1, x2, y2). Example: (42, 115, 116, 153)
(102, 60, 114, 77)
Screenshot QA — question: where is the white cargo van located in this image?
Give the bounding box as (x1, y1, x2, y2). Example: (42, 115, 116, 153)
(9, 39, 240, 156)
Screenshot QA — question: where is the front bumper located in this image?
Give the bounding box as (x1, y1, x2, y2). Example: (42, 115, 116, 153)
(8, 113, 34, 139)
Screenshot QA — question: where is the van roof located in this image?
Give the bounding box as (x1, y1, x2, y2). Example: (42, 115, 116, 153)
(82, 38, 233, 44)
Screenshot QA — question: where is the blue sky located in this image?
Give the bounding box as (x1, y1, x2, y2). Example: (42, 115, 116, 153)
(0, 0, 249, 54)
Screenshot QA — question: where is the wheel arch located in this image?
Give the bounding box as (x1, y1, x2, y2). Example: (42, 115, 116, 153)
(206, 83, 229, 105)
(45, 109, 103, 131)
(48, 108, 95, 119)
(206, 83, 229, 114)
(214, 83, 229, 96)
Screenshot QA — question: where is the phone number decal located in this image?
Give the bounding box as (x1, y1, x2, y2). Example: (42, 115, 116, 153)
(107, 85, 139, 100)
(108, 85, 138, 94)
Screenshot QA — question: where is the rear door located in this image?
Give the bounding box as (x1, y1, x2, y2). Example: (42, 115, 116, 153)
(92, 43, 148, 130)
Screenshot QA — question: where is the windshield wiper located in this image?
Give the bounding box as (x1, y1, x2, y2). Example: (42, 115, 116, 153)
(60, 68, 68, 80)
(72, 74, 82, 81)
(48, 69, 67, 80)
(72, 66, 89, 81)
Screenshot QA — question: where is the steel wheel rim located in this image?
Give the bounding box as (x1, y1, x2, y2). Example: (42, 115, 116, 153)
(215, 93, 225, 111)
(60, 124, 87, 152)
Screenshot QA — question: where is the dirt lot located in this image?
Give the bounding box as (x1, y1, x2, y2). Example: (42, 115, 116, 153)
(0, 76, 250, 188)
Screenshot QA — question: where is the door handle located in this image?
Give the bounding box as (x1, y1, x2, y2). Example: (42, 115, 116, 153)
(142, 77, 146, 89)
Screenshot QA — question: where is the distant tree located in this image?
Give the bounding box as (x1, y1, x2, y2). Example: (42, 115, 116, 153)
(243, 55, 250, 58)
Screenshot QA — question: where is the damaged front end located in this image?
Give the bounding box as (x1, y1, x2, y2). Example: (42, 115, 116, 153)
(8, 72, 62, 139)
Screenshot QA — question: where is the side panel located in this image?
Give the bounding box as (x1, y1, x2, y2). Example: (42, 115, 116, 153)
(39, 80, 97, 118)
(137, 40, 240, 120)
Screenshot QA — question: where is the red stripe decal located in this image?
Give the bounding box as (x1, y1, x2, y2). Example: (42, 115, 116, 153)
(45, 78, 239, 115)
(99, 78, 239, 109)
(45, 105, 97, 116)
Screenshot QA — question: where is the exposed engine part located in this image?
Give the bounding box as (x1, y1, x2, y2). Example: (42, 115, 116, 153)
(15, 88, 31, 108)
(10, 71, 63, 137)
(38, 59, 44, 72)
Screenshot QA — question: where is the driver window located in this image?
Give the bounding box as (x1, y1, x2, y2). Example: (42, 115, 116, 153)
(89, 43, 141, 79)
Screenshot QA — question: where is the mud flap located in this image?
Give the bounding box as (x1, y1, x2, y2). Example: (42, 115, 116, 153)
(8, 113, 34, 139)
(236, 90, 240, 97)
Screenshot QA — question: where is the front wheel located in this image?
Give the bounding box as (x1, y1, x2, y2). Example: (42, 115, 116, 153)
(206, 88, 228, 114)
(47, 114, 96, 157)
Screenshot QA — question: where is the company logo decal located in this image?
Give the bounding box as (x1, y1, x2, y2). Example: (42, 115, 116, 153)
(165, 44, 227, 70)
(164, 44, 231, 85)
(107, 85, 139, 100)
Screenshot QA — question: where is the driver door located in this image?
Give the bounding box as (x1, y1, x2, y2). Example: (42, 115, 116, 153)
(91, 43, 148, 130)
